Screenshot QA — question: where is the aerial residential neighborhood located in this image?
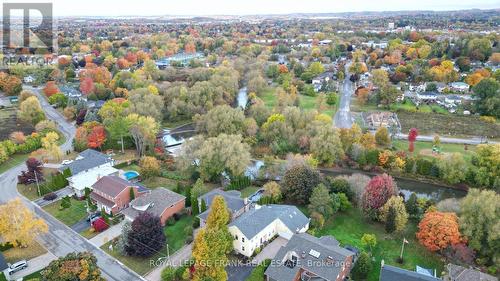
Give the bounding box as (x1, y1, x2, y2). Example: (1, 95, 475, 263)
(0, 1, 499, 281)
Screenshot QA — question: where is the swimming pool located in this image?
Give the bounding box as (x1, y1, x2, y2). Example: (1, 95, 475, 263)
(124, 171, 140, 180)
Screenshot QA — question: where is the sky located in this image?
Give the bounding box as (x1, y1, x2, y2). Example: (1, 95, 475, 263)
(2, 0, 500, 17)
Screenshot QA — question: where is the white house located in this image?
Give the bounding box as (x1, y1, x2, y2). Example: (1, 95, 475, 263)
(449, 82, 469, 92)
(416, 92, 439, 102)
(228, 205, 309, 257)
(23, 75, 35, 84)
(59, 149, 118, 197)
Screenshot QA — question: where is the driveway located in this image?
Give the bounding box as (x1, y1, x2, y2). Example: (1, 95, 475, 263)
(252, 237, 288, 264)
(7, 251, 57, 281)
(89, 221, 125, 247)
(33, 186, 74, 207)
(71, 218, 90, 233)
(0, 86, 144, 281)
(226, 264, 254, 281)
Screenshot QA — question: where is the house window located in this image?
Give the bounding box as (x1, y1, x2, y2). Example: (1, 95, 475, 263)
(242, 246, 245, 251)
(234, 235, 238, 240)
(242, 237, 245, 242)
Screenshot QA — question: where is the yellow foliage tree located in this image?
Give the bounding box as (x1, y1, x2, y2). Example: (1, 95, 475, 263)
(41, 131, 62, 161)
(0, 198, 48, 247)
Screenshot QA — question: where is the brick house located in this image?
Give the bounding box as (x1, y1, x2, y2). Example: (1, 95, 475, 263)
(265, 233, 355, 281)
(122, 187, 185, 225)
(90, 176, 149, 215)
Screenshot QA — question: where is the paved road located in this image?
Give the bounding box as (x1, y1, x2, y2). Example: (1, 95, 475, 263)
(333, 62, 355, 129)
(0, 86, 144, 281)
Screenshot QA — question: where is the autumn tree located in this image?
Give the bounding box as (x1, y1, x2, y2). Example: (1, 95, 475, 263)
(139, 156, 161, 179)
(361, 234, 377, 253)
(18, 96, 46, 125)
(281, 164, 321, 205)
(362, 174, 398, 218)
(192, 196, 233, 281)
(99, 98, 131, 153)
(18, 158, 44, 185)
(310, 125, 344, 166)
(0, 198, 48, 247)
(126, 114, 159, 157)
(379, 196, 408, 233)
(178, 134, 251, 182)
(375, 127, 391, 147)
(42, 252, 104, 281)
(80, 76, 95, 95)
(416, 211, 461, 252)
(43, 81, 60, 97)
(41, 131, 62, 161)
(87, 125, 107, 150)
(437, 153, 467, 185)
(195, 105, 245, 137)
(459, 189, 499, 261)
(126, 212, 165, 257)
(262, 181, 282, 201)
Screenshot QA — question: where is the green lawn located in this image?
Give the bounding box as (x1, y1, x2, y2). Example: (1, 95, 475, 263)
(261, 87, 337, 116)
(316, 208, 443, 281)
(393, 140, 476, 163)
(17, 168, 65, 200)
(0, 153, 29, 174)
(240, 186, 261, 198)
(43, 198, 88, 226)
(0, 272, 6, 281)
(102, 215, 193, 276)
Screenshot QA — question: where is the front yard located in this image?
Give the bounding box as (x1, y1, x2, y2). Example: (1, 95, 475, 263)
(316, 208, 444, 281)
(101, 215, 193, 276)
(1, 241, 47, 264)
(43, 198, 88, 226)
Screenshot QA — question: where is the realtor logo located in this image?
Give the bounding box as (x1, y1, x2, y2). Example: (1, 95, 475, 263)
(2, 3, 54, 54)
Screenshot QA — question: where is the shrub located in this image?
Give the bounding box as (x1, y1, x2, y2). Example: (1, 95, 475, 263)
(416, 158, 433, 176)
(166, 217, 176, 226)
(351, 251, 372, 280)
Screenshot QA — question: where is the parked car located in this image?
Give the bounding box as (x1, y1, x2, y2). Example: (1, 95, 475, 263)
(87, 212, 101, 222)
(61, 159, 73, 165)
(7, 260, 28, 275)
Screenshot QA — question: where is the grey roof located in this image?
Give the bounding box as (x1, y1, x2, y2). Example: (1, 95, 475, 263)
(229, 205, 309, 240)
(265, 233, 354, 281)
(59, 149, 113, 175)
(198, 189, 245, 213)
(122, 188, 185, 220)
(0, 252, 8, 271)
(380, 264, 441, 281)
(446, 264, 498, 281)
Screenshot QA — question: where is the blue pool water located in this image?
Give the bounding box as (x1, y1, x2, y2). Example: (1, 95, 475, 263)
(124, 171, 139, 180)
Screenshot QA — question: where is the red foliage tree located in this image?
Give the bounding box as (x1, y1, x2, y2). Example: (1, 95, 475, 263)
(80, 77, 95, 95)
(116, 58, 130, 69)
(362, 173, 398, 214)
(125, 52, 138, 64)
(416, 211, 462, 252)
(18, 158, 44, 185)
(87, 125, 106, 149)
(125, 212, 166, 257)
(43, 81, 59, 97)
(408, 128, 418, 153)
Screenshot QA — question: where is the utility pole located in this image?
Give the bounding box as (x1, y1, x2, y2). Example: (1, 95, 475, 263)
(34, 169, 41, 197)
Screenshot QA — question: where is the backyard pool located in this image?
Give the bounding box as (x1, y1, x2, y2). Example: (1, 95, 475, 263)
(124, 171, 140, 180)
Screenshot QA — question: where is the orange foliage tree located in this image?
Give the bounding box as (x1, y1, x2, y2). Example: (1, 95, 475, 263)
(416, 211, 462, 252)
(87, 125, 107, 149)
(80, 77, 95, 95)
(43, 81, 59, 97)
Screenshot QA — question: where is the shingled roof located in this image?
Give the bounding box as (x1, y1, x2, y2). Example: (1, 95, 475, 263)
(59, 149, 113, 175)
(122, 188, 185, 220)
(446, 264, 498, 281)
(265, 233, 354, 281)
(229, 204, 309, 240)
(380, 264, 441, 281)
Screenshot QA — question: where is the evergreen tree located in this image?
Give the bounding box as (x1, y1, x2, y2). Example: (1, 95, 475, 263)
(351, 251, 372, 280)
(185, 185, 192, 207)
(200, 198, 207, 213)
(406, 193, 419, 219)
(191, 197, 200, 215)
(385, 206, 397, 233)
(129, 187, 135, 200)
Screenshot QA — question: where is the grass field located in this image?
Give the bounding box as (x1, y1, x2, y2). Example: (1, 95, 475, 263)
(317, 208, 443, 281)
(239, 186, 261, 198)
(102, 215, 193, 276)
(0, 153, 30, 174)
(393, 140, 476, 162)
(22, 269, 44, 280)
(0, 107, 35, 140)
(398, 111, 500, 139)
(43, 198, 88, 226)
(261, 87, 337, 116)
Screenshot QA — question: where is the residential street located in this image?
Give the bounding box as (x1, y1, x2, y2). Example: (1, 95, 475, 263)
(333, 62, 355, 129)
(0, 86, 144, 281)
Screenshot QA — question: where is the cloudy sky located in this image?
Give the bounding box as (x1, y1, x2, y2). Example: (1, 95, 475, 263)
(3, 0, 500, 16)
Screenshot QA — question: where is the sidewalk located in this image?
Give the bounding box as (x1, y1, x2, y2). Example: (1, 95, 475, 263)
(89, 221, 124, 247)
(7, 252, 57, 280)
